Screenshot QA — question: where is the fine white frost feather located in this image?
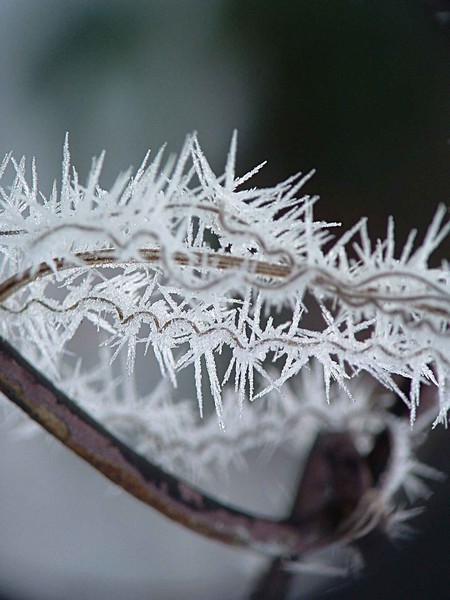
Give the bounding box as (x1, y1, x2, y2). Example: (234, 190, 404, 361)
(0, 133, 448, 429)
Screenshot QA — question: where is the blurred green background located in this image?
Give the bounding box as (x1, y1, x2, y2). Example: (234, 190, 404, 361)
(2, 0, 448, 245)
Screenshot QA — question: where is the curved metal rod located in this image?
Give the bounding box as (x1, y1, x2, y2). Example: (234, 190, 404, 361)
(0, 335, 339, 557)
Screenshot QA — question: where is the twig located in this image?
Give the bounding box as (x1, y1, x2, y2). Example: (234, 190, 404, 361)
(250, 432, 379, 599)
(0, 335, 340, 557)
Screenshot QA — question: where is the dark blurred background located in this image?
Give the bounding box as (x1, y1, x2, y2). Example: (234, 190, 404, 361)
(0, 1, 449, 598)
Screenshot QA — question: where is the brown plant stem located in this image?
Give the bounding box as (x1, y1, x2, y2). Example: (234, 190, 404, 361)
(0, 249, 448, 321)
(0, 334, 340, 557)
(250, 432, 378, 599)
(0, 248, 291, 303)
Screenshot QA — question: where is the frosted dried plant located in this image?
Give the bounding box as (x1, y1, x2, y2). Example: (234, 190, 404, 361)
(0, 133, 448, 578)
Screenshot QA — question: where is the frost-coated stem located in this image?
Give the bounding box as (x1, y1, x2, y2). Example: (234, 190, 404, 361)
(0, 247, 448, 321)
(0, 134, 448, 425)
(0, 248, 291, 303)
(0, 133, 446, 567)
(0, 334, 344, 557)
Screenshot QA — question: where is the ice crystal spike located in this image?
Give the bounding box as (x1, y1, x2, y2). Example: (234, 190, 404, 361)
(0, 133, 448, 427)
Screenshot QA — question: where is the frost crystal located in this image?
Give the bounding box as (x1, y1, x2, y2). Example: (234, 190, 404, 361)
(0, 132, 448, 432)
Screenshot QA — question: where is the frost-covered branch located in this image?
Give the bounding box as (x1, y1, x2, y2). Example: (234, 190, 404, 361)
(0, 133, 448, 426)
(0, 133, 447, 562)
(0, 335, 325, 556)
(0, 334, 440, 559)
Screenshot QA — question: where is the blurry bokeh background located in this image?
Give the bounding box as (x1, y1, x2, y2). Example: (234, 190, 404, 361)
(0, 1, 449, 598)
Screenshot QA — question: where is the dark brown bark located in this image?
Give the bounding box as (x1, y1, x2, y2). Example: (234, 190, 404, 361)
(250, 432, 379, 599)
(0, 335, 341, 557)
